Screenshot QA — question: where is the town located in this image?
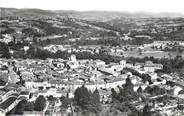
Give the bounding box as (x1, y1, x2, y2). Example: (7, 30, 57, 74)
(0, 54, 184, 115)
(0, 7, 184, 116)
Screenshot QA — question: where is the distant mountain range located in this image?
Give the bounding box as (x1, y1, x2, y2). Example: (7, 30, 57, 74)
(1, 7, 184, 21)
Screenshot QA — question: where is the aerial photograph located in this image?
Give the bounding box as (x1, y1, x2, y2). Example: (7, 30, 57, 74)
(0, 0, 184, 115)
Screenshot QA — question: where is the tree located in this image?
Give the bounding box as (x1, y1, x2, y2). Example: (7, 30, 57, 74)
(60, 96, 71, 109)
(1, 27, 15, 34)
(29, 93, 33, 99)
(123, 77, 134, 90)
(34, 95, 46, 111)
(111, 77, 139, 103)
(111, 88, 118, 101)
(142, 104, 151, 116)
(15, 99, 27, 114)
(0, 42, 11, 58)
(138, 48, 142, 55)
(89, 89, 101, 113)
(141, 74, 152, 84)
(144, 85, 167, 96)
(137, 87, 143, 94)
(74, 85, 91, 109)
(74, 86, 101, 114)
(47, 95, 56, 103)
(24, 102, 34, 111)
(38, 86, 44, 90)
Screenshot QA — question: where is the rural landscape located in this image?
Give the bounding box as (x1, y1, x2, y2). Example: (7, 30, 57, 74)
(0, 6, 184, 116)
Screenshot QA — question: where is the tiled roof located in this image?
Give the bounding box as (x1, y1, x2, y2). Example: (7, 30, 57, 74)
(0, 97, 17, 110)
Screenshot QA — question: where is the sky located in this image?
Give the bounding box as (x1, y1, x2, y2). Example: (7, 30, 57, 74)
(0, 0, 184, 13)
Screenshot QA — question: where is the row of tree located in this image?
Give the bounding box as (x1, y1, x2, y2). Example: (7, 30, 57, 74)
(26, 47, 123, 64)
(8, 95, 46, 115)
(126, 55, 184, 73)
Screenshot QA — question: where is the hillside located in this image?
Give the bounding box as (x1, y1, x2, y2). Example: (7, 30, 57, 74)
(1, 7, 184, 21)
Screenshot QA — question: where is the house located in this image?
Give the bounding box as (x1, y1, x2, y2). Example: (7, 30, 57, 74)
(106, 78, 126, 89)
(19, 91, 30, 99)
(38, 89, 63, 98)
(93, 60, 106, 67)
(148, 72, 159, 80)
(69, 54, 77, 62)
(0, 97, 19, 115)
(49, 79, 65, 89)
(135, 63, 144, 70)
(67, 55, 79, 69)
(20, 71, 35, 81)
(0, 89, 16, 102)
(0, 34, 14, 44)
(23, 46, 29, 52)
(52, 61, 65, 69)
(97, 62, 126, 76)
(98, 66, 119, 76)
(173, 86, 182, 95)
(144, 61, 163, 72)
(25, 80, 51, 89)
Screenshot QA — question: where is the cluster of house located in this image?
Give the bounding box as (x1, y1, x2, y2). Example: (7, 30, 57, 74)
(0, 55, 184, 115)
(43, 44, 141, 57)
(43, 44, 101, 54)
(143, 41, 184, 49)
(43, 40, 184, 60)
(0, 84, 31, 115)
(0, 31, 33, 45)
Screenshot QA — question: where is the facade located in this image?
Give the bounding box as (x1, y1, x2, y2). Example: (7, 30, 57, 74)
(144, 61, 163, 72)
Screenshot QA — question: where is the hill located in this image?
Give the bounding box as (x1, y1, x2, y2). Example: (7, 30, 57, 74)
(1, 7, 184, 21)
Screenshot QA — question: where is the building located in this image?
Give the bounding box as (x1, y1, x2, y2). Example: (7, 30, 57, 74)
(67, 55, 79, 69)
(93, 60, 106, 67)
(144, 61, 163, 72)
